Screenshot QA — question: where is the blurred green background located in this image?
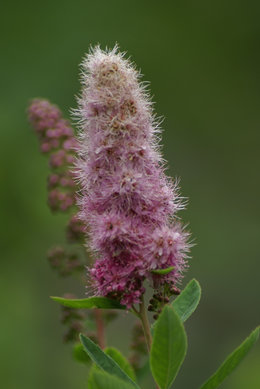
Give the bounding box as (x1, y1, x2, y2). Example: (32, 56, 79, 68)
(1, 0, 259, 388)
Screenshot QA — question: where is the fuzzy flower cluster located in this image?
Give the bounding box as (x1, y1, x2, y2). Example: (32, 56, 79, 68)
(28, 99, 85, 241)
(76, 47, 190, 307)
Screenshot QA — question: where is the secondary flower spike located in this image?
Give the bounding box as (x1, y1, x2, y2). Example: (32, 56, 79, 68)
(28, 98, 85, 243)
(28, 99, 77, 212)
(76, 46, 190, 308)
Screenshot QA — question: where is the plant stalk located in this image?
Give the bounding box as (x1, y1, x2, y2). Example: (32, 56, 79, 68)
(138, 296, 160, 389)
(94, 309, 105, 349)
(139, 296, 152, 352)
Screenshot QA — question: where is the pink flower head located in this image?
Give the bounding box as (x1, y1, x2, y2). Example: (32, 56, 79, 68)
(75, 46, 190, 307)
(28, 99, 78, 213)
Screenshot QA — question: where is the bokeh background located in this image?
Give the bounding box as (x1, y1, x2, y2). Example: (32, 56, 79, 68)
(1, 1, 259, 388)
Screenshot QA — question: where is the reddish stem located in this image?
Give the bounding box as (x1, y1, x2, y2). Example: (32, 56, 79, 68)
(94, 309, 105, 349)
(138, 297, 159, 389)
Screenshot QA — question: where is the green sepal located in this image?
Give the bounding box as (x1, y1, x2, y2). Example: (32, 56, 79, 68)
(151, 266, 175, 275)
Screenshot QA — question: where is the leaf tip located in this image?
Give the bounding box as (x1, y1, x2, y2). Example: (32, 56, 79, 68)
(252, 326, 260, 340)
(79, 333, 84, 342)
(191, 278, 202, 290)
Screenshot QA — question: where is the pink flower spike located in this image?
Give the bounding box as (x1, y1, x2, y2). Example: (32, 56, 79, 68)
(28, 98, 78, 213)
(75, 46, 191, 307)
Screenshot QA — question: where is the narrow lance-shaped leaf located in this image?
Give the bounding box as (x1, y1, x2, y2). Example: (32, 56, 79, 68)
(79, 334, 140, 389)
(105, 347, 136, 381)
(200, 326, 260, 389)
(88, 347, 136, 389)
(50, 296, 126, 310)
(150, 305, 187, 389)
(90, 370, 134, 389)
(172, 278, 201, 322)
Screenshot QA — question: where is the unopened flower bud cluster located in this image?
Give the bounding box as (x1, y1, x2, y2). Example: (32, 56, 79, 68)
(28, 99, 77, 212)
(28, 99, 85, 243)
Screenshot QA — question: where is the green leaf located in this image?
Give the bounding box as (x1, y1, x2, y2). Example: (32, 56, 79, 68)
(87, 362, 101, 389)
(87, 344, 136, 389)
(151, 266, 175, 275)
(105, 347, 136, 381)
(72, 342, 90, 364)
(150, 305, 187, 389)
(135, 359, 150, 382)
(88, 347, 136, 388)
(50, 296, 125, 310)
(80, 334, 140, 389)
(88, 363, 101, 389)
(200, 326, 260, 389)
(151, 279, 201, 337)
(173, 278, 201, 322)
(135, 359, 151, 382)
(90, 370, 134, 389)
